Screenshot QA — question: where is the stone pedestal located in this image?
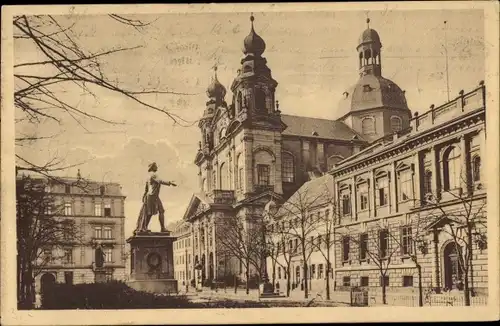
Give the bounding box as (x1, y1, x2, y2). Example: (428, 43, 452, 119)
(126, 232, 178, 294)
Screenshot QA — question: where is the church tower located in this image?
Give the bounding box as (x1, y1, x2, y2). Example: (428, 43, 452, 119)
(230, 14, 282, 129)
(335, 19, 411, 143)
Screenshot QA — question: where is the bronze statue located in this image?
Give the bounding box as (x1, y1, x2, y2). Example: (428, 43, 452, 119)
(134, 162, 177, 234)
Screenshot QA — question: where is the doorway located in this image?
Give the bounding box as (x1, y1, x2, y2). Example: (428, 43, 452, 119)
(443, 242, 462, 290)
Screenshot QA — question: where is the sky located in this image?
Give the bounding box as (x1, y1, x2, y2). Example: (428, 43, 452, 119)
(14, 9, 485, 237)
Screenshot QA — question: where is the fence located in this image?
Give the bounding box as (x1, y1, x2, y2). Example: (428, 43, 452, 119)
(367, 291, 488, 307)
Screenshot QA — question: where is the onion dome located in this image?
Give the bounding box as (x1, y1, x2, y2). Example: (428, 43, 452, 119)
(242, 14, 266, 56)
(206, 66, 226, 99)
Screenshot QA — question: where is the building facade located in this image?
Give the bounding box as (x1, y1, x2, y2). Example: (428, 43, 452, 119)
(172, 220, 193, 289)
(333, 84, 487, 295)
(29, 173, 127, 292)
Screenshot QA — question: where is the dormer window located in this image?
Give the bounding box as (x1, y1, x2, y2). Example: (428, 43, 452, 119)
(363, 84, 373, 92)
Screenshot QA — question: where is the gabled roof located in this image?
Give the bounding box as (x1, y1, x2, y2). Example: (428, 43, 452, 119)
(281, 114, 365, 142)
(277, 174, 334, 217)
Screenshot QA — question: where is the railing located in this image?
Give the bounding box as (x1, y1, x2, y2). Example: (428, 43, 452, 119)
(212, 190, 235, 204)
(368, 291, 488, 307)
(412, 82, 485, 133)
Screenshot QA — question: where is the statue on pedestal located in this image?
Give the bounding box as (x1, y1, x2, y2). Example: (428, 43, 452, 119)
(134, 162, 177, 234)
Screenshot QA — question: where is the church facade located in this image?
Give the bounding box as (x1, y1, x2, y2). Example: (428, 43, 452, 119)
(179, 15, 487, 299)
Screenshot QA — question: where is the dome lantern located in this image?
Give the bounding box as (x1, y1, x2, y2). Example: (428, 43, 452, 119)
(357, 18, 383, 77)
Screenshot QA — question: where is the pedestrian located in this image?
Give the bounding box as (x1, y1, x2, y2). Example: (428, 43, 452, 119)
(275, 281, 280, 294)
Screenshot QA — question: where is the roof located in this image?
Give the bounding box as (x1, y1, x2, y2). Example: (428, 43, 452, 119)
(281, 114, 364, 141)
(335, 74, 409, 120)
(358, 28, 381, 46)
(277, 174, 334, 217)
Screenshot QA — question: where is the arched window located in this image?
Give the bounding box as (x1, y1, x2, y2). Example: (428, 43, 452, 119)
(255, 88, 266, 112)
(201, 178, 206, 192)
(472, 155, 481, 182)
(237, 91, 243, 111)
(282, 152, 295, 183)
(423, 170, 432, 195)
(219, 163, 228, 190)
(361, 117, 375, 135)
(443, 146, 461, 191)
(397, 167, 413, 202)
(390, 116, 402, 132)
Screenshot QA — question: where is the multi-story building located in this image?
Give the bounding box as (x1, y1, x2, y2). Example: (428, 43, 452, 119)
(26, 172, 127, 292)
(332, 83, 486, 296)
(264, 17, 487, 300)
(172, 220, 193, 289)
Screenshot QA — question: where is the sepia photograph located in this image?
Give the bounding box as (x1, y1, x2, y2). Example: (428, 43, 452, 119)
(1, 2, 499, 325)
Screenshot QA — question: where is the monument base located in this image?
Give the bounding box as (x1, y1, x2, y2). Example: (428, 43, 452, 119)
(127, 279, 178, 294)
(126, 231, 177, 295)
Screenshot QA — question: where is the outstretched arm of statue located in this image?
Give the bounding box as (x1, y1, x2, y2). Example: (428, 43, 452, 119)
(152, 174, 177, 187)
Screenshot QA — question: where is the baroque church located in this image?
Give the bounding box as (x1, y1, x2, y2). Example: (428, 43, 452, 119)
(181, 15, 413, 284)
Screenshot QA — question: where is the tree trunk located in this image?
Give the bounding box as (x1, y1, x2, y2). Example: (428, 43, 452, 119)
(463, 271, 471, 306)
(245, 266, 250, 295)
(417, 264, 423, 307)
(286, 268, 291, 297)
(234, 274, 237, 294)
(271, 262, 276, 293)
(325, 259, 331, 300)
(303, 259, 309, 299)
(381, 272, 387, 305)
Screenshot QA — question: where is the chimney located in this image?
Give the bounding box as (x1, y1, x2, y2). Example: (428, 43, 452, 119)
(412, 112, 419, 131)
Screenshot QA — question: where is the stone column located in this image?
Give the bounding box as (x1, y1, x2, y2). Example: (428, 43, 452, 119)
(478, 127, 486, 183)
(429, 146, 438, 197)
(369, 170, 375, 218)
(243, 134, 254, 193)
(390, 162, 398, 213)
(431, 229, 441, 293)
(274, 137, 283, 194)
(460, 135, 468, 191)
(413, 152, 421, 206)
(350, 183, 356, 222)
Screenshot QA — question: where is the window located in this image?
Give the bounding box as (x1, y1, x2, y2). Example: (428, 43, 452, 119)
(443, 146, 461, 190)
(357, 183, 369, 211)
(65, 184, 71, 194)
(359, 233, 368, 260)
(238, 168, 244, 189)
(104, 248, 112, 263)
(317, 234, 322, 249)
(257, 164, 270, 185)
(64, 203, 72, 216)
(219, 163, 228, 190)
(342, 276, 351, 287)
(341, 193, 351, 216)
(423, 170, 433, 196)
(64, 249, 73, 264)
(360, 276, 369, 287)
(104, 203, 111, 217)
(403, 276, 413, 287)
(282, 153, 295, 183)
(255, 88, 266, 111)
(342, 236, 350, 262)
(401, 226, 413, 255)
(289, 240, 293, 253)
(318, 264, 324, 279)
(380, 276, 389, 287)
(278, 266, 282, 279)
(390, 116, 402, 132)
(64, 271, 74, 285)
(376, 176, 389, 206)
(94, 226, 102, 239)
(379, 229, 389, 258)
(472, 155, 481, 182)
(94, 203, 102, 216)
(361, 117, 375, 135)
(45, 205, 52, 216)
(237, 91, 243, 111)
(201, 178, 206, 192)
(294, 238, 298, 253)
(398, 169, 413, 201)
(103, 226, 112, 239)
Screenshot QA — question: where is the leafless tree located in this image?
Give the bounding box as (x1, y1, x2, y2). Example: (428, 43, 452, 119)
(278, 185, 326, 299)
(216, 216, 267, 296)
(14, 14, 197, 178)
(338, 220, 400, 305)
(266, 216, 299, 297)
(423, 184, 487, 306)
(16, 175, 82, 309)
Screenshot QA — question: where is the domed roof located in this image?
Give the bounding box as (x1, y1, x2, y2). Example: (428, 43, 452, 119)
(335, 74, 408, 119)
(206, 71, 226, 99)
(242, 15, 266, 56)
(358, 19, 381, 46)
(359, 28, 381, 45)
